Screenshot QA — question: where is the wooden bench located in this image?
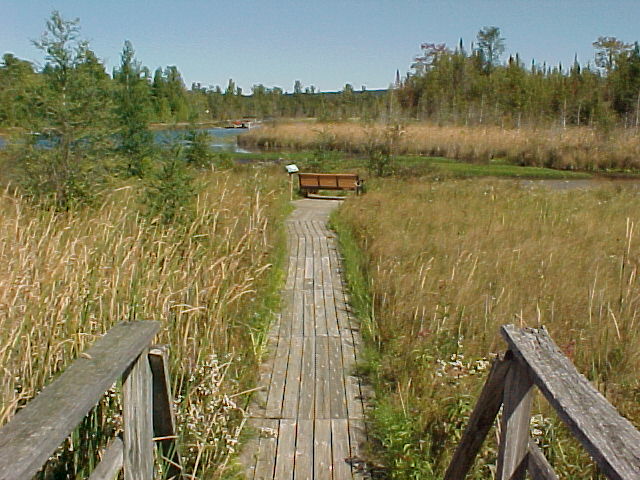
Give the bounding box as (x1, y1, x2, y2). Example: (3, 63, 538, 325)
(298, 173, 362, 196)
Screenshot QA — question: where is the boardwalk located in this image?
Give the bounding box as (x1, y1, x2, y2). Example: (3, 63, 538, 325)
(244, 199, 369, 480)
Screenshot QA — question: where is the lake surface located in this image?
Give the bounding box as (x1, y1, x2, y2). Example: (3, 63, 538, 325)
(0, 127, 252, 153)
(153, 127, 252, 153)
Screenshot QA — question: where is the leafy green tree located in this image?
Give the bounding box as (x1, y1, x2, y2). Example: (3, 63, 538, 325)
(593, 36, 632, 74)
(113, 40, 154, 177)
(20, 11, 114, 209)
(476, 26, 505, 73)
(0, 54, 40, 126)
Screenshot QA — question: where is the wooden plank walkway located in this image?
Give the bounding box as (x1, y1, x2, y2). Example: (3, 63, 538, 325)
(244, 199, 369, 480)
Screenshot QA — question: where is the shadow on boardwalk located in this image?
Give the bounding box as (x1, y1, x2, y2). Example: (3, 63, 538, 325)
(243, 199, 371, 480)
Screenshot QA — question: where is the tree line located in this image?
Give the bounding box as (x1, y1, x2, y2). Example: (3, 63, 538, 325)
(395, 27, 640, 130)
(0, 17, 390, 128)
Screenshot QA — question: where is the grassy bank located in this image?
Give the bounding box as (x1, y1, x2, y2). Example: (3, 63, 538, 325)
(240, 122, 640, 172)
(0, 168, 289, 478)
(234, 151, 592, 180)
(333, 178, 640, 478)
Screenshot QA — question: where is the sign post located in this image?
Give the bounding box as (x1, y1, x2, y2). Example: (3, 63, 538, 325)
(285, 164, 299, 201)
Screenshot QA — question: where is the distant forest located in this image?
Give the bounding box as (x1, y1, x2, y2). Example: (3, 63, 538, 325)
(1, 20, 640, 129)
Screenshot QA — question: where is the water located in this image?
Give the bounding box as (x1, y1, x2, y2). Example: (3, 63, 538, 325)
(153, 127, 252, 153)
(0, 127, 253, 153)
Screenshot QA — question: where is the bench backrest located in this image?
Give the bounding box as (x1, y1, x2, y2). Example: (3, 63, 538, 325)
(298, 173, 359, 190)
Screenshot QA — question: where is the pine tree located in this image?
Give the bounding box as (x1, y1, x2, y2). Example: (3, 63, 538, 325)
(113, 40, 154, 177)
(20, 11, 115, 209)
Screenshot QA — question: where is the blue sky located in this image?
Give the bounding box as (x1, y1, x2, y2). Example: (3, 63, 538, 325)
(2, 1, 639, 93)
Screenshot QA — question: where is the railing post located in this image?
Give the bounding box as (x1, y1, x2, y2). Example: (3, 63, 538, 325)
(497, 355, 534, 480)
(149, 346, 182, 479)
(123, 349, 154, 480)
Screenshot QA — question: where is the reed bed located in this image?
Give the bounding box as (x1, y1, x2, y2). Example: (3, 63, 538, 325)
(0, 169, 288, 478)
(241, 122, 640, 171)
(334, 179, 640, 478)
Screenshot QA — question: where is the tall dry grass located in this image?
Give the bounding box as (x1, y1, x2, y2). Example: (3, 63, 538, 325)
(241, 122, 640, 171)
(335, 179, 640, 478)
(0, 169, 288, 477)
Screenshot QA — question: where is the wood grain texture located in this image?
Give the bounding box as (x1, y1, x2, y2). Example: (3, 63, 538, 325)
(0, 321, 159, 480)
(88, 436, 124, 480)
(149, 346, 182, 479)
(527, 440, 559, 480)
(502, 325, 640, 480)
(443, 354, 511, 480)
(497, 358, 534, 480)
(123, 349, 154, 480)
(245, 200, 367, 479)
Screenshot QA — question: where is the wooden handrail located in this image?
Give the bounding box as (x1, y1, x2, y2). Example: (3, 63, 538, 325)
(444, 325, 640, 480)
(0, 321, 182, 480)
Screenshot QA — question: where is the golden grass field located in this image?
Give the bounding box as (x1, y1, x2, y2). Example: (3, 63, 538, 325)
(334, 179, 640, 478)
(241, 122, 640, 171)
(0, 169, 288, 477)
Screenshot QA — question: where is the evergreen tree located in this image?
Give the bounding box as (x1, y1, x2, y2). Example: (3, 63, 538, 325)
(476, 26, 505, 74)
(21, 11, 115, 209)
(113, 40, 154, 177)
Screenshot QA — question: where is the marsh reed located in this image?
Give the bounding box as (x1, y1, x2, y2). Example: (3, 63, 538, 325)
(241, 122, 640, 171)
(334, 179, 640, 478)
(0, 169, 288, 478)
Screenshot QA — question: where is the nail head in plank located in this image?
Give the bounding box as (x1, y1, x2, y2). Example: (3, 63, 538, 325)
(253, 419, 279, 480)
(332, 419, 353, 479)
(294, 419, 314, 480)
(274, 419, 297, 479)
(314, 419, 333, 480)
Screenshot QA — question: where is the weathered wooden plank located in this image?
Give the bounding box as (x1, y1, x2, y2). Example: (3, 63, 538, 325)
(305, 256, 314, 281)
(88, 436, 124, 480)
(285, 256, 297, 290)
(284, 226, 299, 290)
(294, 419, 314, 480)
(502, 325, 640, 480)
(299, 336, 316, 419)
(328, 336, 348, 419)
(0, 321, 159, 480)
(291, 288, 304, 337)
(303, 290, 314, 337)
(348, 420, 369, 480)
(315, 336, 331, 420)
(444, 355, 511, 480)
(324, 288, 340, 338)
(282, 336, 304, 419)
(312, 236, 324, 293)
(123, 349, 154, 480)
(296, 236, 308, 293)
(332, 419, 353, 479)
(314, 419, 332, 480)
(528, 440, 559, 480)
(265, 334, 290, 418)
(149, 346, 182, 479)
(253, 419, 279, 480)
(314, 287, 328, 337)
(275, 419, 297, 479)
(497, 357, 533, 480)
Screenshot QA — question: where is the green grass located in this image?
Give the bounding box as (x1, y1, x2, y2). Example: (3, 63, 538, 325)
(233, 151, 598, 180)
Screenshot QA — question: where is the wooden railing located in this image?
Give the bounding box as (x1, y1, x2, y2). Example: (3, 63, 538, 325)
(0, 321, 182, 480)
(445, 325, 640, 480)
